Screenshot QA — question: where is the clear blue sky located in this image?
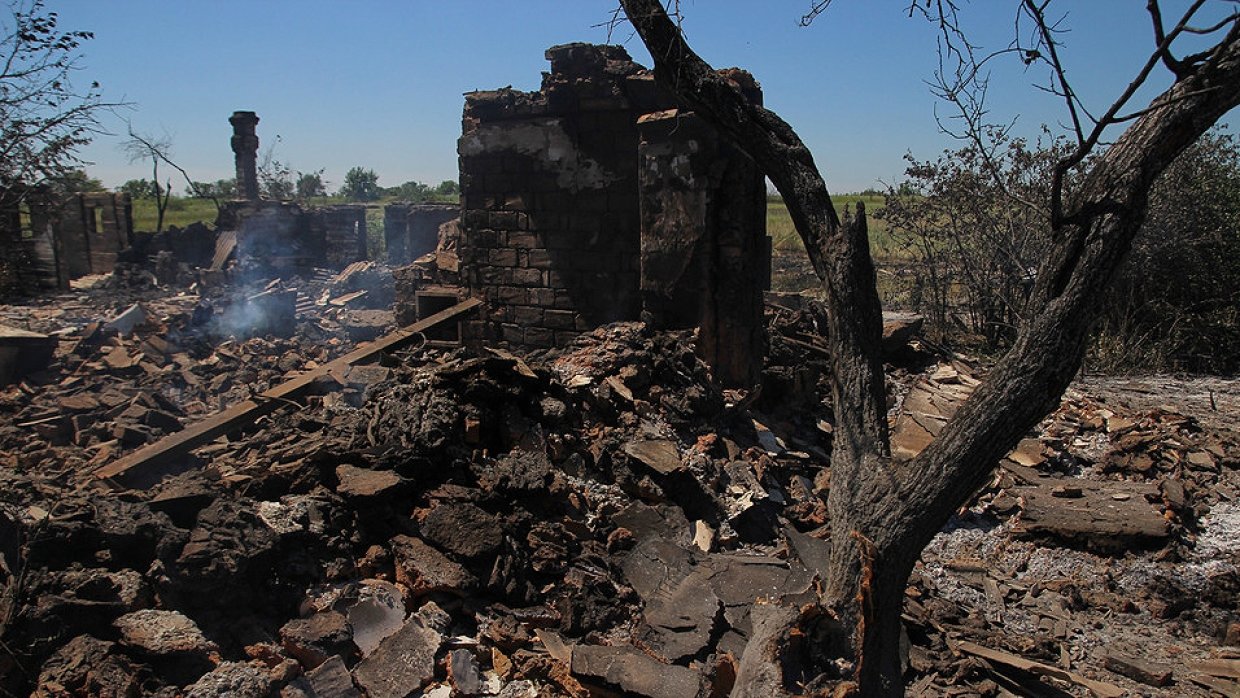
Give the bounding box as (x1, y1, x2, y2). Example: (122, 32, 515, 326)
(53, 1, 1232, 194)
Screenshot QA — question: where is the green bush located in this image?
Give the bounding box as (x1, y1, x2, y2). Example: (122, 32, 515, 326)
(1093, 130, 1240, 373)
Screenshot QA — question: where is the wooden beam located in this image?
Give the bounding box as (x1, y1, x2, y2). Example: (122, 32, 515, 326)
(94, 297, 482, 488)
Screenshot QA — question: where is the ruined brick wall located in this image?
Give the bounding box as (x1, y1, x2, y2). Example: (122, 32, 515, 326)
(319, 205, 368, 269)
(23, 192, 133, 286)
(227, 201, 315, 272)
(637, 86, 768, 386)
(223, 202, 371, 272)
(458, 44, 660, 348)
(384, 203, 459, 266)
(456, 44, 769, 380)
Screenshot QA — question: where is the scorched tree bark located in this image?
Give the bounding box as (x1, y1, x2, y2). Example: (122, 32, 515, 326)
(618, 0, 1240, 695)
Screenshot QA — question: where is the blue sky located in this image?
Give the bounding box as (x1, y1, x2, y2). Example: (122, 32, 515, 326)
(53, 1, 1232, 194)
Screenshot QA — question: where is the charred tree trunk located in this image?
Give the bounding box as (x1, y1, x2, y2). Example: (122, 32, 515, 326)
(619, 1, 1240, 695)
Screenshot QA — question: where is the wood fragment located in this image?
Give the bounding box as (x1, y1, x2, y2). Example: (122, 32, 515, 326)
(952, 639, 1125, 698)
(1102, 651, 1172, 687)
(1190, 657, 1240, 680)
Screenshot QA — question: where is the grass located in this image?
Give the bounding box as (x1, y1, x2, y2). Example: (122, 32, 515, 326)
(767, 194, 900, 258)
(131, 197, 221, 231)
(128, 194, 446, 233)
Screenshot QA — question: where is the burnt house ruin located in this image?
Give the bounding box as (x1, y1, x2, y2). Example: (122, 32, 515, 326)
(453, 43, 770, 386)
(218, 112, 369, 274)
(0, 189, 134, 293)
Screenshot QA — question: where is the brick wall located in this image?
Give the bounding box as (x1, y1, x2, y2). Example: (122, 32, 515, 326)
(455, 43, 769, 383)
(385, 203, 459, 266)
(458, 43, 662, 348)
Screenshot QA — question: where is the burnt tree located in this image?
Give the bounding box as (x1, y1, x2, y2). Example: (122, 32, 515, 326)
(618, 0, 1240, 695)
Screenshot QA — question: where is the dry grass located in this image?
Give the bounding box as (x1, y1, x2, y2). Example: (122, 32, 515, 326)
(767, 195, 903, 259)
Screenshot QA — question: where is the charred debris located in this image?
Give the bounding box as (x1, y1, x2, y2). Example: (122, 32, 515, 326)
(0, 44, 1238, 698)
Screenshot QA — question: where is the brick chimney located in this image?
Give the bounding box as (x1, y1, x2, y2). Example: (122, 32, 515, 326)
(229, 111, 260, 201)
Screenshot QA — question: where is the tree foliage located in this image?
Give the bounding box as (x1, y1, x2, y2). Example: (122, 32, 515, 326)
(257, 139, 294, 201)
(119, 178, 154, 199)
(879, 130, 1070, 348)
(1097, 129, 1240, 373)
(339, 166, 380, 202)
(385, 178, 460, 203)
(46, 168, 102, 195)
(186, 178, 236, 200)
(295, 170, 326, 201)
(0, 0, 114, 206)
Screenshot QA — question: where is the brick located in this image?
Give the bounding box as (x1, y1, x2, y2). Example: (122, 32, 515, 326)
(528, 288, 557, 307)
(476, 266, 505, 285)
(495, 286, 527, 304)
(525, 327, 555, 348)
(469, 229, 500, 247)
(543, 310, 577, 329)
(553, 291, 577, 310)
(506, 232, 539, 249)
(489, 248, 518, 267)
(512, 306, 544, 326)
(490, 211, 519, 229)
(527, 249, 552, 269)
(512, 268, 543, 286)
(501, 324, 524, 344)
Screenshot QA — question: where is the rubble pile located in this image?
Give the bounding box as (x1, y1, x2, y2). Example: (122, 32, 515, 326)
(0, 280, 1238, 696)
(0, 263, 396, 483)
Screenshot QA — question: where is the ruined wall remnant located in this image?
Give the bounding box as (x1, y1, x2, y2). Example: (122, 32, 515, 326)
(385, 203, 459, 266)
(219, 112, 370, 273)
(229, 111, 260, 201)
(319, 205, 369, 268)
(458, 43, 653, 349)
(1, 191, 135, 291)
(229, 201, 310, 272)
(455, 43, 769, 383)
(218, 200, 369, 273)
(637, 103, 768, 387)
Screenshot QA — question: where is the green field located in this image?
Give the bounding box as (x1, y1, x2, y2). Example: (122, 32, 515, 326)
(766, 194, 897, 257)
(130, 196, 380, 233)
(131, 197, 221, 231)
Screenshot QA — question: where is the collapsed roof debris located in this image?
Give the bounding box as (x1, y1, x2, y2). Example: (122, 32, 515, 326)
(2, 276, 1238, 696)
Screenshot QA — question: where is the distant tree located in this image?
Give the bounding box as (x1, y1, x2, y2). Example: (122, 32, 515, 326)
(1097, 128, 1240, 372)
(433, 179, 459, 199)
(385, 179, 430, 202)
(119, 178, 154, 199)
(879, 129, 1070, 347)
(121, 130, 174, 233)
(48, 169, 103, 195)
(339, 167, 381, 201)
(0, 0, 120, 210)
(295, 169, 326, 201)
(186, 178, 236, 200)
